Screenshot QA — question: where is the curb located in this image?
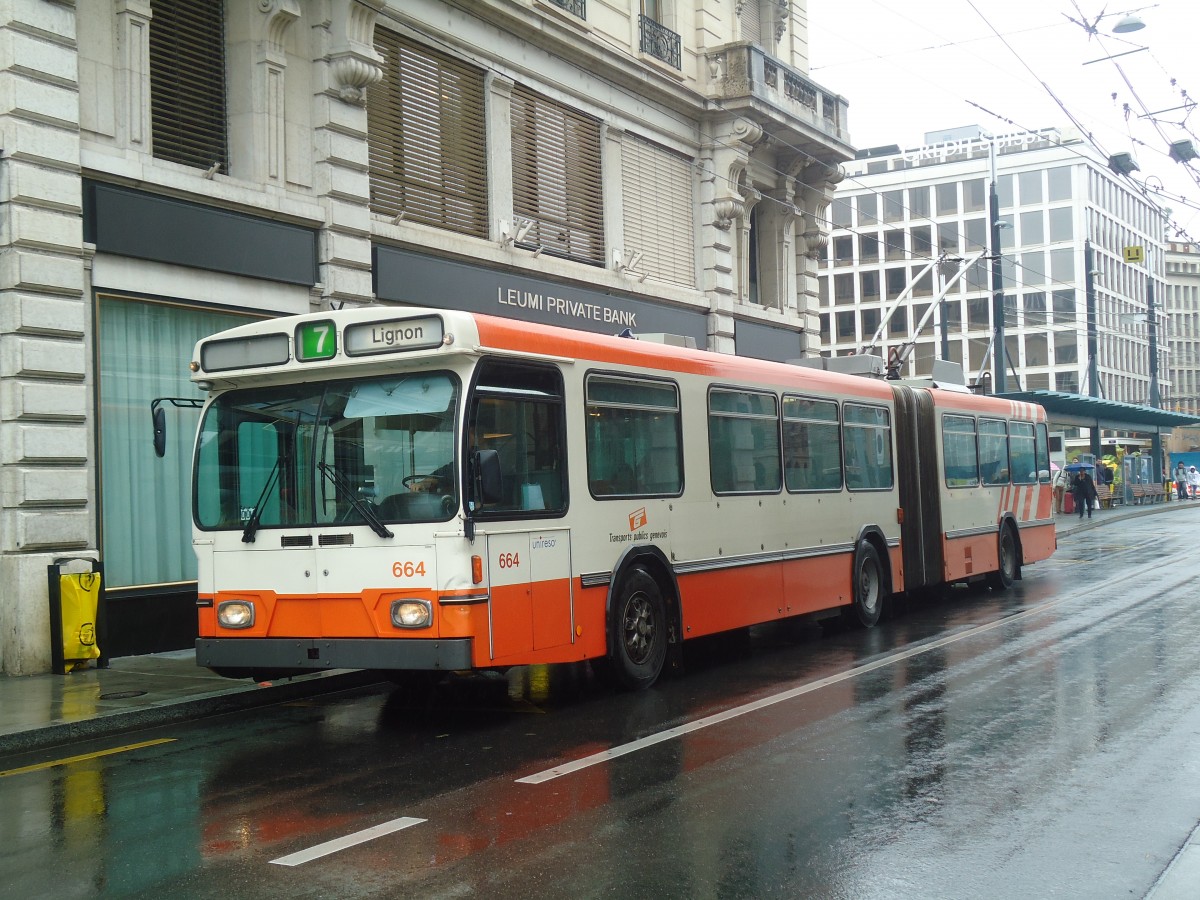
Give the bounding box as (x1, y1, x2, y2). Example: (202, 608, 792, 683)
(0, 669, 381, 756)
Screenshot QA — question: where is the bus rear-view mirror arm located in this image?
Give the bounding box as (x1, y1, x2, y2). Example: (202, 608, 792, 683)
(150, 397, 206, 458)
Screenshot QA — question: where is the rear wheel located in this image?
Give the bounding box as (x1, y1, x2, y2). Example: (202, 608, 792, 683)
(608, 568, 668, 690)
(845, 541, 886, 628)
(988, 526, 1019, 590)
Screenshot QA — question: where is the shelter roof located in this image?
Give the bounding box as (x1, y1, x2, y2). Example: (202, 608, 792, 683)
(996, 390, 1200, 431)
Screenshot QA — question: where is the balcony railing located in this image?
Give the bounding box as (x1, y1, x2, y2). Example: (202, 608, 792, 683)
(639, 14, 681, 70)
(708, 43, 849, 145)
(545, 0, 585, 18)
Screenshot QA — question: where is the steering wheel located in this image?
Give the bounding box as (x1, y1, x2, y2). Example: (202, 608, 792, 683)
(402, 473, 442, 489)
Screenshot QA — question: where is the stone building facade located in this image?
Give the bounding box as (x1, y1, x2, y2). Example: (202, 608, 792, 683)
(0, 0, 852, 673)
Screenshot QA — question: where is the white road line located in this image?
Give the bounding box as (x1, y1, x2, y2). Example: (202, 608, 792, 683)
(516, 562, 1158, 785)
(269, 817, 427, 867)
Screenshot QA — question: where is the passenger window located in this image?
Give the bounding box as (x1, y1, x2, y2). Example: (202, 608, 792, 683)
(943, 414, 979, 487)
(1011, 421, 1037, 485)
(783, 395, 842, 491)
(585, 374, 682, 498)
(978, 419, 1009, 485)
(709, 388, 781, 494)
(843, 403, 893, 490)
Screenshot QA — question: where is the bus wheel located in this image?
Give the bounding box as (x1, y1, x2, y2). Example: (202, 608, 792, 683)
(846, 541, 885, 628)
(609, 568, 667, 690)
(988, 526, 1018, 590)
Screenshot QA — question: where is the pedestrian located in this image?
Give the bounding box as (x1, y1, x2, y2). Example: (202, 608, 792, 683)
(1189, 466, 1200, 500)
(1071, 469, 1098, 519)
(1174, 462, 1187, 500)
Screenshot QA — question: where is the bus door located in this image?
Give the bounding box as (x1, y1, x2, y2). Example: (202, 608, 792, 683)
(486, 528, 573, 659)
(467, 358, 571, 660)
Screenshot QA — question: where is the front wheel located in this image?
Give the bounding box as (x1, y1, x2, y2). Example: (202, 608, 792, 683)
(608, 568, 668, 691)
(845, 541, 886, 628)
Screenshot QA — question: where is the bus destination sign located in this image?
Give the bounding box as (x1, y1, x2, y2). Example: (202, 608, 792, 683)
(344, 316, 444, 356)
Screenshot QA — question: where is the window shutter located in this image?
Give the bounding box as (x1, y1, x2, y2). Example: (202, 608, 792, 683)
(621, 135, 696, 288)
(368, 31, 488, 237)
(740, 0, 763, 45)
(149, 0, 229, 172)
(510, 85, 605, 266)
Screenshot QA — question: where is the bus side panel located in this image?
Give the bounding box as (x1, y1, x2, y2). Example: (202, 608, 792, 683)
(782, 552, 854, 616)
(1019, 521, 1056, 563)
(941, 534, 999, 583)
(677, 552, 854, 638)
(677, 563, 784, 638)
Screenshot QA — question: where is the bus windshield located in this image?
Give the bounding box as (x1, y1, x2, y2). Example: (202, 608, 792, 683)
(194, 373, 459, 531)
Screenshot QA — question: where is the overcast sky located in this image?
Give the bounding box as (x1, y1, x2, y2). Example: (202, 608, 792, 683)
(807, 0, 1200, 239)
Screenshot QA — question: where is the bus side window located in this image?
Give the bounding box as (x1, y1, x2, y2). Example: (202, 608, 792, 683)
(585, 374, 682, 498)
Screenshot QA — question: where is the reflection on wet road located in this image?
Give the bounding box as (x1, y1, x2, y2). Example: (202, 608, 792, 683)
(3, 511, 1200, 898)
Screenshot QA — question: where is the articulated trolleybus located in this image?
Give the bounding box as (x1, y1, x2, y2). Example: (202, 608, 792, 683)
(190, 307, 1055, 689)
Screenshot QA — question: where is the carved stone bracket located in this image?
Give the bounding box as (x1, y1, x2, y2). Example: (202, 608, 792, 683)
(774, 1, 791, 43)
(796, 161, 844, 259)
(709, 118, 765, 231)
(258, 0, 301, 64)
(329, 0, 384, 105)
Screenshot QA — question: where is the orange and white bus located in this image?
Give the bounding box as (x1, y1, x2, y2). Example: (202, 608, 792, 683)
(188, 306, 1055, 689)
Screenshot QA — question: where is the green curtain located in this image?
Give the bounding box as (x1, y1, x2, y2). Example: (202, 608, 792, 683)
(98, 297, 253, 587)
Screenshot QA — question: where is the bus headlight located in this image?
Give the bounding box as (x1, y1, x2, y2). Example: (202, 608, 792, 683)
(217, 600, 255, 629)
(391, 599, 432, 629)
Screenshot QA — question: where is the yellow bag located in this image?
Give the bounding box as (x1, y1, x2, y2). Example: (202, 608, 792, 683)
(60, 572, 102, 662)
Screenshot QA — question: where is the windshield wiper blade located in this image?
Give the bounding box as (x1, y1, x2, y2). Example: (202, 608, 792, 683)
(317, 462, 394, 539)
(241, 459, 281, 543)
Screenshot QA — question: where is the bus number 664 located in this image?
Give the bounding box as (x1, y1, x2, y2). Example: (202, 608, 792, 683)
(497, 552, 520, 569)
(392, 561, 426, 578)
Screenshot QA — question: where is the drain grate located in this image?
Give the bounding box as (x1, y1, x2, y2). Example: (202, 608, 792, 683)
(98, 690, 147, 700)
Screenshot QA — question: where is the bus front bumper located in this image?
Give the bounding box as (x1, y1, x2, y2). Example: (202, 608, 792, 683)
(196, 637, 474, 672)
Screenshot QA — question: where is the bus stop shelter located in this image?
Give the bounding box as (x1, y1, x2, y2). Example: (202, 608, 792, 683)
(998, 389, 1200, 484)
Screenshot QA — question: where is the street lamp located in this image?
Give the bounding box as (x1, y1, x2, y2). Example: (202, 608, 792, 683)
(1112, 14, 1146, 33)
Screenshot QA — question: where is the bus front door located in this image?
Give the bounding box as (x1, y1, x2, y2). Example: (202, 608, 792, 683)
(486, 528, 573, 660)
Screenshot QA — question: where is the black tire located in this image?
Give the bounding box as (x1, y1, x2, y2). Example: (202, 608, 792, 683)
(608, 568, 668, 690)
(988, 525, 1018, 590)
(846, 541, 886, 628)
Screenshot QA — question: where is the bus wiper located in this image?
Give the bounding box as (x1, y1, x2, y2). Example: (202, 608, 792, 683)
(317, 462, 394, 539)
(242, 459, 281, 543)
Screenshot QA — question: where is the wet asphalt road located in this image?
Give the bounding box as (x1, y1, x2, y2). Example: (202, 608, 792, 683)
(4, 509, 1200, 899)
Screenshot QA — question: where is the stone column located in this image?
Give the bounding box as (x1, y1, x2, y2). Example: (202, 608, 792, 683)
(310, 0, 383, 309)
(0, 0, 90, 674)
(700, 116, 763, 353)
(795, 160, 843, 352)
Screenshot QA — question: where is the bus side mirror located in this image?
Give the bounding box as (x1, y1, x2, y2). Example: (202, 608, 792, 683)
(152, 404, 167, 458)
(473, 449, 504, 504)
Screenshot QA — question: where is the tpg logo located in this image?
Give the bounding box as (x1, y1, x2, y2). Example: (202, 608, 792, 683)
(628, 507, 647, 531)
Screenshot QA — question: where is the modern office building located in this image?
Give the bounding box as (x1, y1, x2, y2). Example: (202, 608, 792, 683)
(0, 1, 852, 674)
(816, 126, 1169, 411)
(1165, 241, 1200, 420)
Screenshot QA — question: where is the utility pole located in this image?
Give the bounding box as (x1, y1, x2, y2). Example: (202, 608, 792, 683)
(1084, 240, 1101, 462)
(988, 140, 1006, 394)
(1147, 246, 1162, 481)
(1084, 240, 1100, 397)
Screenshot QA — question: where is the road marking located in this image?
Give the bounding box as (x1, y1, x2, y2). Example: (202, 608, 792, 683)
(0, 738, 176, 778)
(269, 817, 427, 867)
(517, 562, 1161, 785)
